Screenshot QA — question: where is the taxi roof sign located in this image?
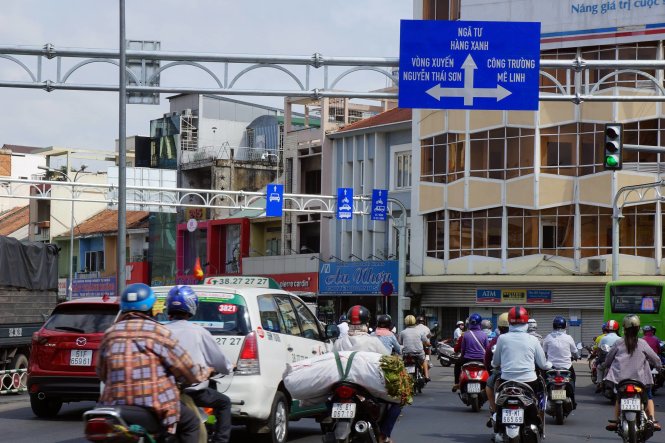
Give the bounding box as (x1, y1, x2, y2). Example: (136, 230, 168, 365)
(203, 275, 282, 289)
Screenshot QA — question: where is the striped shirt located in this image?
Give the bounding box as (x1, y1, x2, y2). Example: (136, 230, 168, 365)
(97, 312, 210, 432)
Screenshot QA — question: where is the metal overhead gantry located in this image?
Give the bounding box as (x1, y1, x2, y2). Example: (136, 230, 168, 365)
(0, 178, 408, 329)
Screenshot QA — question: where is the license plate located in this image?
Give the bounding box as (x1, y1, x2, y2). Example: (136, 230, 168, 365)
(70, 349, 93, 366)
(502, 409, 524, 424)
(551, 389, 567, 400)
(332, 403, 356, 419)
(621, 398, 641, 411)
(406, 366, 416, 374)
(467, 383, 481, 393)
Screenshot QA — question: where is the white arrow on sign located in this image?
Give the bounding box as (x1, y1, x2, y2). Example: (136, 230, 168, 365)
(426, 54, 511, 106)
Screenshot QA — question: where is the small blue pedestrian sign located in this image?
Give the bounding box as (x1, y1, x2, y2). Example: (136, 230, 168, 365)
(399, 20, 541, 111)
(371, 189, 388, 221)
(337, 188, 353, 220)
(265, 184, 284, 217)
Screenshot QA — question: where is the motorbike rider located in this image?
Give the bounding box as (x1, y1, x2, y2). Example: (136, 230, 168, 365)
(642, 325, 661, 356)
(527, 318, 544, 347)
(415, 316, 432, 368)
(399, 314, 431, 382)
(594, 322, 609, 351)
(372, 314, 402, 355)
(481, 319, 493, 338)
(452, 313, 488, 393)
(492, 306, 552, 427)
(484, 312, 510, 426)
(604, 314, 662, 432)
(333, 305, 401, 443)
(453, 320, 465, 341)
(97, 283, 209, 443)
(164, 285, 234, 443)
(596, 319, 621, 392)
(542, 316, 579, 407)
(337, 314, 350, 337)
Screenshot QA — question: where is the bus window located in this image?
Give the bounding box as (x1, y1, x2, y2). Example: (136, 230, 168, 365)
(610, 285, 661, 314)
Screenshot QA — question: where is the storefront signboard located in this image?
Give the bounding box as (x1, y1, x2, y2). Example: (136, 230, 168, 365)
(319, 261, 398, 295)
(71, 277, 116, 298)
(476, 288, 552, 304)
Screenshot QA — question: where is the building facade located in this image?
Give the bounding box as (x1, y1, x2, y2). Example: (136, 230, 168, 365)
(408, 0, 665, 343)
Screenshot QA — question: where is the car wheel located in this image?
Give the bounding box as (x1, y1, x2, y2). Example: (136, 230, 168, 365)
(11, 353, 29, 371)
(257, 391, 289, 443)
(30, 393, 63, 418)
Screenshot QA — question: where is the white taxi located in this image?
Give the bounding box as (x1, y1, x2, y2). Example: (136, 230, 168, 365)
(153, 276, 337, 443)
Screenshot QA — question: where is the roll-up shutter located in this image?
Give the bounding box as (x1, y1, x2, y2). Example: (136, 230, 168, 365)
(581, 309, 605, 347)
(527, 309, 570, 333)
(421, 282, 604, 309)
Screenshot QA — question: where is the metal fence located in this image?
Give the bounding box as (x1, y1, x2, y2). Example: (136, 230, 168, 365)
(0, 369, 27, 395)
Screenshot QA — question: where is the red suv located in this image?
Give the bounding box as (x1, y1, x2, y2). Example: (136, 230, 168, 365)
(28, 296, 119, 417)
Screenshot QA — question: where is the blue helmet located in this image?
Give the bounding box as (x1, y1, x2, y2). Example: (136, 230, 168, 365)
(469, 313, 482, 326)
(338, 314, 348, 323)
(553, 316, 567, 329)
(120, 283, 156, 313)
(166, 285, 199, 317)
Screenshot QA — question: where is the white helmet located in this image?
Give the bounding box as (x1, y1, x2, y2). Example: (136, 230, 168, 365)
(527, 318, 538, 332)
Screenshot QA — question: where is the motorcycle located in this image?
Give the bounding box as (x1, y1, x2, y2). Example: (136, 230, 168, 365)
(84, 378, 219, 443)
(610, 379, 655, 443)
(458, 361, 489, 412)
(545, 369, 574, 425)
(322, 381, 388, 443)
(437, 340, 461, 367)
(403, 353, 426, 395)
(493, 380, 543, 443)
(593, 344, 616, 401)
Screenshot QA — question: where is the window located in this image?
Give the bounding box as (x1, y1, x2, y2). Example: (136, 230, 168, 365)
(425, 211, 445, 259)
(620, 204, 656, 258)
(395, 151, 412, 189)
(423, 0, 460, 20)
(507, 208, 539, 258)
(448, 209, 502, 259)
(540, 206, 574, 258)
(44, 305, 118, 334)
(540, 124, 577, 176)
(292, 298, 321, 340)
(470, 129, 506, 179)
(580, 205, 613, 257)
(611, 286, 661, 314)
(274, 295, 302, 336)
(420, 133, 464, 183)
(85, 250, 104, 272)
(258, 295, 284, 333)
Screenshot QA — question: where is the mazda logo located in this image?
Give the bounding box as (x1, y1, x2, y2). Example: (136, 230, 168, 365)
(76, 337, 87, 346)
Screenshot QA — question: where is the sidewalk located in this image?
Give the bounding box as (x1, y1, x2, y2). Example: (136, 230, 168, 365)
(0, 392, 29, 406)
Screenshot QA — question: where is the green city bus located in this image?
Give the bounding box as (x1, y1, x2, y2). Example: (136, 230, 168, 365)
(604, 281, 664, 334)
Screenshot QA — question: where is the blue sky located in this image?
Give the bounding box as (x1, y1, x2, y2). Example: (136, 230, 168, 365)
(0, 1, 411, 151)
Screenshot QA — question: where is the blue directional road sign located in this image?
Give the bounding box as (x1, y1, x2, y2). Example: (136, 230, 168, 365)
(399, 20, 541, 111)
(337, 188, 353, 220)
(371, 189, 388, 221)
(265, 183, 284, 217)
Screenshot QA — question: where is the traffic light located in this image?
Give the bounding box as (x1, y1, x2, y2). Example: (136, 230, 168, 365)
(604, 123, 623, 170)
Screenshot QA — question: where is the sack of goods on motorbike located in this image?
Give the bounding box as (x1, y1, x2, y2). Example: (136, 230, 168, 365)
(283, 351, 413, 407)
(493, 380, 544, 443)
(458, 361, 489, 412)
(284, 351, 412, 443)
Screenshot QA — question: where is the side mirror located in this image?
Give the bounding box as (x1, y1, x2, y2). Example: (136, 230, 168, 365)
(576, 342, 583, 350)
(326, 324, 340, 339)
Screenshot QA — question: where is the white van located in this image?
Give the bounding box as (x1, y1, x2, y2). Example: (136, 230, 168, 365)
(153, 277, 337, 443)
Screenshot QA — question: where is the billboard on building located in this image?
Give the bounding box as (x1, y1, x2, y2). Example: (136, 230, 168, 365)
(461, 0, 665, 49)
(319, 261, 398, 296)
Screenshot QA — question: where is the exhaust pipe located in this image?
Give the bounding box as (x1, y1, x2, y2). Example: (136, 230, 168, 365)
(37, 392, 46, 400)
(354, 421, 370, 433)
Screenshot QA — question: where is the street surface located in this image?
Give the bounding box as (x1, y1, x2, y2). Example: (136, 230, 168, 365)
(1, 362, 664, 442)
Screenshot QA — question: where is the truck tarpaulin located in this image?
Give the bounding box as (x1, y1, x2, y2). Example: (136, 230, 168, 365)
(0, 237, 58, 290)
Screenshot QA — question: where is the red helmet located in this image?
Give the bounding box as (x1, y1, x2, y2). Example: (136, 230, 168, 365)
(508, 306, 529, 325)
(347, 305, 371, 326)
(606, 319, 620, 332)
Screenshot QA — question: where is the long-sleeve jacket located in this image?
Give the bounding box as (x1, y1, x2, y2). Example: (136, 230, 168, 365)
(605, 338, 662, 386)
(372, 328, 402, 355)
(460, 325, 488, 360)
(166, 319, 233, 375)
(492, 324, 552, 383)
(97, 312, 209, 433)
(543, 330, 579, 369)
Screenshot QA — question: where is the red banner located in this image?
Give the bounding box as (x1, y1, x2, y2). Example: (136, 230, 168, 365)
(268, 272, 318, 293)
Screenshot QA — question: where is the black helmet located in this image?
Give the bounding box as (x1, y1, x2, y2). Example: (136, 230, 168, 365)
(347, 305, 371, 326)
(377, 314, 392, 329)
(416, 315, 426, 325)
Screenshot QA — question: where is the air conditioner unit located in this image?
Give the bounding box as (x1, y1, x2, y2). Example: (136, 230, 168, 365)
(588, 258, 607, 275)
(183, 108, 192, 116)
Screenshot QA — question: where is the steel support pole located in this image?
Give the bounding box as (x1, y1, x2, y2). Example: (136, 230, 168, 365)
(397, 220, 406, 333)
(117, 0, 127, 297)
(69, 189, 75, 300)
(612, 208, 620, 281)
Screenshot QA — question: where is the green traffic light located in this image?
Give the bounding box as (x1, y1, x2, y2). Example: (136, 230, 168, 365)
(605, 155, 619, 167)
